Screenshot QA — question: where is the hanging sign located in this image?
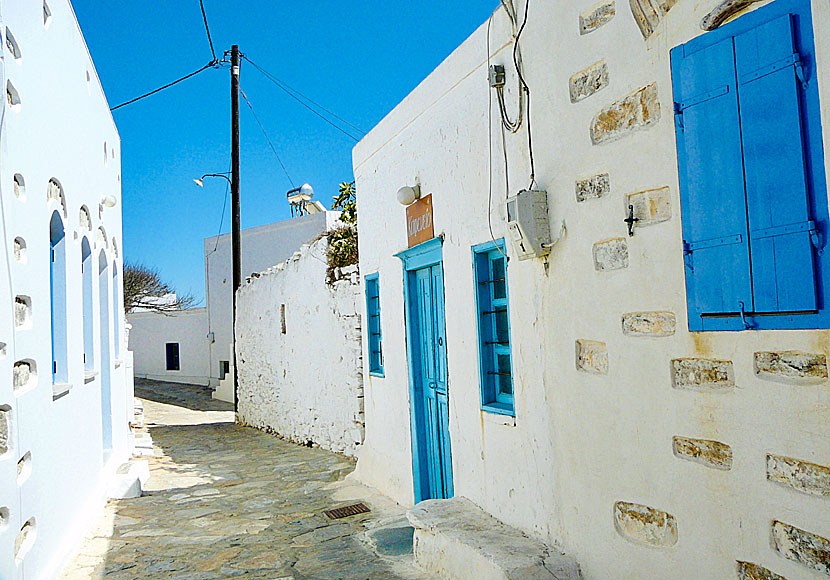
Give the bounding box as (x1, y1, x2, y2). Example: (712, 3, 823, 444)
(406, 194, 434, 248)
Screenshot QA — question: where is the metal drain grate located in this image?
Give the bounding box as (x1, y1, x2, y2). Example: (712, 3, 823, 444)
(324, 503, 370, 520)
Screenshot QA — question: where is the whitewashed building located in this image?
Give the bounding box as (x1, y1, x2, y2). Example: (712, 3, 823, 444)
(1, 1, 132, 578)
(353, 0, 830, 578)
(129, 212, 340, 389)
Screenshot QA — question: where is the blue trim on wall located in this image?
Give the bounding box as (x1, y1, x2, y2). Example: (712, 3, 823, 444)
(671, 0, 829, 331)
(472, 239, 515, 417)
(364, 272, 384, 377)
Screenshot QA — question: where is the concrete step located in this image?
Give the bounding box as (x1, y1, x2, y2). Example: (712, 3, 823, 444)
(407, 497, 580, 580)
(108, 460, 150, 499)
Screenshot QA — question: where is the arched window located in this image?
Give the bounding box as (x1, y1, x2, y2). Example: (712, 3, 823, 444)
(81, 238, 94, 370)
(49, 211, 68, 384)
(112, 262, 120, 359)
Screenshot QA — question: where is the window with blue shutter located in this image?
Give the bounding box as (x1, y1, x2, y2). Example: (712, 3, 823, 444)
(671, 0, 828, 331)
(365, 273, 384, 376)
(473, 240, 514, 416)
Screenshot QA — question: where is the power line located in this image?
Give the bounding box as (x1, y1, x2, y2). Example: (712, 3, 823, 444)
(242, 55, 363, 142)
(110, 61, 215, 111)
(243, 55, 365, 135)
(199, 0, 217, 62)
(239, 88, 295, 188)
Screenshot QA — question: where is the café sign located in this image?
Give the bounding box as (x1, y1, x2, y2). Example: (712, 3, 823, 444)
(406, 194, 434, 248)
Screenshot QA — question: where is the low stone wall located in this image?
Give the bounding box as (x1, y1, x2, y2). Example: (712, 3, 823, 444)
(235, 237, 364, 456)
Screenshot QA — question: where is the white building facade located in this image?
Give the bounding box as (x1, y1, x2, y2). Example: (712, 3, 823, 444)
(353, 1, 830, 578)
(0, 1, 132, 578)
(129, 212, 340, 388)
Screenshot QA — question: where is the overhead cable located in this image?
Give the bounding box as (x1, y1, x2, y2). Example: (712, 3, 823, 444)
(243, 55, 365, 135)
(239, 87, 296, 188)
(242, 55, 363, 142)
(110, 61, 215, 111)
(514, 0, 536, 187)
(199, 0, 217, 62)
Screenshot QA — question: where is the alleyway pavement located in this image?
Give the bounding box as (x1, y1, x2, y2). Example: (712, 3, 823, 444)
(61, 379, 428, 579)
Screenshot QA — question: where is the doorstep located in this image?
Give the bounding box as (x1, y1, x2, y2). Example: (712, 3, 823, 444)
(407, 497, 581, 580)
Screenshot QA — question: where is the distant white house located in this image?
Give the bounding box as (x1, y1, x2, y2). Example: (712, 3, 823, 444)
(129, 211, 341, 389)
(0, 1, 132, 577)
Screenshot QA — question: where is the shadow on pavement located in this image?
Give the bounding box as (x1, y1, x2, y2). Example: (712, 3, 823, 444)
(134, 378, 234, 412)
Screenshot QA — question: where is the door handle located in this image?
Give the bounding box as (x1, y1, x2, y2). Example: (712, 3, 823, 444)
(438, 337, 443, 346)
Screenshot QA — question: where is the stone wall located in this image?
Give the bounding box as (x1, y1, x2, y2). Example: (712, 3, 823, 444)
(235, 237, 364, 457)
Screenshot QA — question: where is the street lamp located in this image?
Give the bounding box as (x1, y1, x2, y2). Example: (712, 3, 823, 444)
(194, 173, 232, 188)
(194, 172, 240, 413)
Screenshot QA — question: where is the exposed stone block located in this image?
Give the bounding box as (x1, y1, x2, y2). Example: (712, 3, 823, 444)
(581, 1, 616, 34)
(591, 83, 660, 144)
(614, 501, 678, 547)
(754, 351, 828, 385)
(671, 358, 734, 392)
(737, 561, 786, 580)
(576, 173, 610, 202)
(626, 186, 671, 227)
(593, 237, 629, 271)
(576, 340, 608, 375)
(766, 455, 830, 497)
(622, 311, 675, 337)
(0, 407, 9, 455)
(14, 296, 31, 328)
(13, 360, 35, 394)
(672, 437, 732, 470)
(629, 0, 678, 39)
(570, 60, 609, 103)
(701, 0, 763, 31)
(13, 237, 26, 262)
(771, 521, 830, 575)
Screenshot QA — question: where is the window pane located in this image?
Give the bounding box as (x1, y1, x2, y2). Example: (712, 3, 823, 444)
(497, 354, 512, 396)
(491, 255, 506, 300)
(494, 309, 509, 344)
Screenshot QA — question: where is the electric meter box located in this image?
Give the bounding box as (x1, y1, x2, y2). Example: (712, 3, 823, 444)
(506, 189, 551, 260)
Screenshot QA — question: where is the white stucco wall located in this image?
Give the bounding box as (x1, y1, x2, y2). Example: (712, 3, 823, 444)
(204, 212, 339, 386)
(0, 1, 130, 578)
(236, 237, 364, 457)
(128, 308, 211, 386)
(352, 2, 830, 579)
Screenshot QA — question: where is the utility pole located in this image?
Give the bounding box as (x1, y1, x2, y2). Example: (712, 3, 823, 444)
(231, 45, 241, 414)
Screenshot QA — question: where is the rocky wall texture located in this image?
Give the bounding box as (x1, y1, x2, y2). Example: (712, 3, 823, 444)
(235, 237, 364, 457)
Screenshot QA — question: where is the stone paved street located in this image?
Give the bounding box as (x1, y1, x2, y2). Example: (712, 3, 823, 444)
(61, 380, 427, 579)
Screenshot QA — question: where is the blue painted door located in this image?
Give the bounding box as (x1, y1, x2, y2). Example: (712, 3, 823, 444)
(411, 263, 453, 500)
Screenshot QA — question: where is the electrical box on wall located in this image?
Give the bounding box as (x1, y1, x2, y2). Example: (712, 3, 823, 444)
(506, 189, 551, 260)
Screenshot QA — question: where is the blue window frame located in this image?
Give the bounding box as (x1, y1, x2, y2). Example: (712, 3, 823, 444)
(672, 0, 828, 331)
(473, 239, 514, 415)
(365, 273, 384, 376)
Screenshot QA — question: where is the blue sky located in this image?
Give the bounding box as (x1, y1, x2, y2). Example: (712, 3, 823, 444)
(73, 1, 498, 304)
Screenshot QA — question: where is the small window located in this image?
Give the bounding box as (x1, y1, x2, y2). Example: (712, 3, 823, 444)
(219, 360, 229, 380)
(365, 273, 383, 377)
(165, 343, 180, 371)
(473, 239, 514, 415)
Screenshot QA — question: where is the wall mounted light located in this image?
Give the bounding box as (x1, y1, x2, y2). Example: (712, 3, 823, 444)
(397, 184, 421, 206)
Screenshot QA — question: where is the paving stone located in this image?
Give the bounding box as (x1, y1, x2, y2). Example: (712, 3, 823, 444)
(61, 378, 428, 579)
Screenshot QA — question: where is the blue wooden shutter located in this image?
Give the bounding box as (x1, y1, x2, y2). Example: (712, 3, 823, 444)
(735, 14, 817, 313)
(365, 275, 383, 375)
(672, 38, 752, 327)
